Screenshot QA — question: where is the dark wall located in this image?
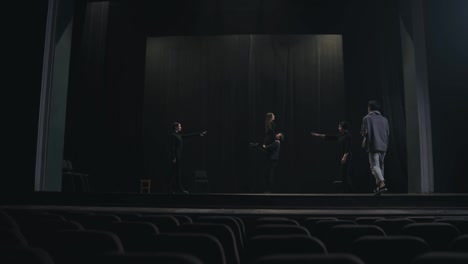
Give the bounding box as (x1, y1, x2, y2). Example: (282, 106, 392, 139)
(424, 0, 468, 193)
(141, 0, 347, 35)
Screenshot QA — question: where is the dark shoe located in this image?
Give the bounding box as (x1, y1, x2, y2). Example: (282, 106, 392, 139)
(333, 177, 343, 184)
(373, 185, 388, 194)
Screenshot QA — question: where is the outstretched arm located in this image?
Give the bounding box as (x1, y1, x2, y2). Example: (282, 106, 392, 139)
(182, 131, 207, 138)
(311, 132, 338, 141)
(310, 132, 325, 138)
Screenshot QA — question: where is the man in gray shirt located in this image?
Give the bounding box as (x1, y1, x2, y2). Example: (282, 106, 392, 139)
(361, 100, 389, 194)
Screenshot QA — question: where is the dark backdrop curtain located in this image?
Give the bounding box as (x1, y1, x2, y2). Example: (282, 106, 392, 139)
(144, 35, 345, 193)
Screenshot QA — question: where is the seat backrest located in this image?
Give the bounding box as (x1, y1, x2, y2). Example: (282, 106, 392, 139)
(46, 230, 123, 253)
(0, 211, 19, 229)
(21, 220, 84, 247)
(326, 225, 386, 252)
(139, 215, 180, 232)
(302, 217, 339, 236)
(354, 217, 384, 225)
(449, 234, 468, 252)
(0, 228, 28, 247)
(178, 223, 239, 264)
(99, 252, 204, 264)
(255, 218, 299, 228)
(435, 219, 468, 234)
(351, 235, 430, 264)
(0, 247, 54, 264)
(114, 213, 142, 222)
(71, 214, 121, 229)
(402, 223, 461, 250)
(197, 215, 244, 250)
(406, 216, 436, 223)
(231, 216, 246, 240)
(251, 224, 310, 238)
(411, 252, 468, 264)
(10, 212, 67, 229)
(253, 253, 365, 264)
(314, 220, 356, 240)
(104, 221, 160, 251)
(246, 235, 327, 262)
(43, 230, 124, 264)
(374, 218, 415, 235)
(172, 215, 193, 225)
(152, 233, 226, 264)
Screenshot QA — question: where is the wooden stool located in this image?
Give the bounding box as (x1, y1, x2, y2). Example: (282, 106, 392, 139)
(140, 179, 151, 193)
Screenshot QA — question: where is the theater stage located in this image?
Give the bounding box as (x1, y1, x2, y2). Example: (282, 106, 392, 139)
(1, 192, 468, 218)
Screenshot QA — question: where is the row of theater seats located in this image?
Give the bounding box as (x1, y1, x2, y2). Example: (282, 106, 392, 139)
(1, 209, 468, 264)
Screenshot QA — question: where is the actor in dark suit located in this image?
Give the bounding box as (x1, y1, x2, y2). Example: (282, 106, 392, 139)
(262, 133, 284, 193)
(311, 121, 353, 192)
(169, 122, 206, 194)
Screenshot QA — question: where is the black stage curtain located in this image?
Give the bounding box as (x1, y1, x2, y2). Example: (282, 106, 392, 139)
(64, 1, 145, 192)
(144, 35, 345, 193)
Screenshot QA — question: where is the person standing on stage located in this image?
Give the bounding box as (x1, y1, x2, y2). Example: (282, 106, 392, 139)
(262, 132, 284, 193)
(311, 121, 353, 192)
(361, 100, 389, 194)
(264, 112, 277, 145)
(169, 122, 207, 194)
